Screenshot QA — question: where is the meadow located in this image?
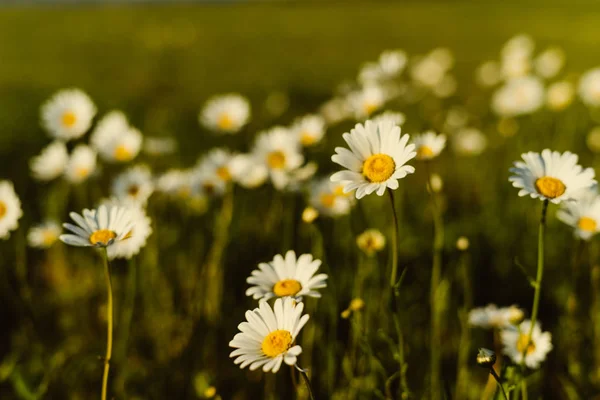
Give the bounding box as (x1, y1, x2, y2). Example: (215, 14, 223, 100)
(3, 2, 600, 399)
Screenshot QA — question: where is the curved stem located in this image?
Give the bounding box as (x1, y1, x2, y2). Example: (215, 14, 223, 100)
(489, 367, 509, 400)
(101, 249, 114, 400)
(296, 365, 316, 400)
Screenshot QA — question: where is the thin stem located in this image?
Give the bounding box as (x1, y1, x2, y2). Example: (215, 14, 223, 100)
(489, 367, 509, 400)
(387, 190, 399, 287)
(296, 365, 316, 400)
(101, 249, 114, 400)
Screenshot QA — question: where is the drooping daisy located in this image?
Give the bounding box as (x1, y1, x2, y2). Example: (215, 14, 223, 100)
(252, 127, 304, 189)
(291, 115, 326, 147)
(111, 165, 154, 206)
(102, 201, 152, 260)
(27, 220, 62, 249)
(30, 141, 69, 181)
(468, 304, 524, 329)
(370, 111, 406, 127)
(452, 128, 487, 156)
(200, 93, 251, 134)
(0, 181, 23, 240)
(330, 119, 416, 199)
(509, 149, 596, 204)
(578, 67, 600, 108)
(246, 250, 328, 301)
(557, 187, 600, 240)
(412, 131, 447, 160)
(492, 76, 545, 117)
(90, 111, 143, 163)
(534, 47, 565, 79)
(229, 297, 309, 373)
(546, 81, 574, 111)
(501, 320, 552, 369)
(308, 177, 355, 217)
(40, 89, 96, 141)
(347, 85, 386, 119)
(356, 229, 386, 256)
(64, 145, 97, 184)
(59, 204, 135, 248)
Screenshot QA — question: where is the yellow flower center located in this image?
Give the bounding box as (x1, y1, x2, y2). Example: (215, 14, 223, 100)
(216, 166, 232, 181)
(417, 145, 434, 159)
(516, 334, 536, 355)
(217, 113, 233, 130)
(363, 101, 378, 116)
(267, 151, 286, 169)
(76, 167, 90, 178)
(300, 132, 316, 146)
(261, 329, 293, 358)
(0, 201, 6, 219)
(273, 279, 302, 297)
(42, 231, 58, 247)
(114, 145, 132, 162)
(320, 193, 336, 208)
(128, 185, 140, 196)
(62, 111, 77, 128)
(535, 176, 566, 199)
(578, 216, 597, 232)
(333, 185, 346, 196)
(362, 154, 395, 183)
(89, 229, 117, 246)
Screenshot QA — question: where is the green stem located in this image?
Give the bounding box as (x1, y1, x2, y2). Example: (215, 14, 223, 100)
(296, 365, 316, 400)
(101, 249, 114, 400)
(388, 190, 399, 287)
(489, 367, 509, 400)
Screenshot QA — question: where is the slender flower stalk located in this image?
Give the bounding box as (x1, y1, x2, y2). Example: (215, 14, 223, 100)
(296, 365, 316, 400)
(101, 249, 114, 400)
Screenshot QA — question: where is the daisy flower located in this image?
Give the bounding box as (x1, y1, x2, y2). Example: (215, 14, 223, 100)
(452, 128, 487, 156)
(410, 55, 448, 89)
(156, 169, 196, 199)
(102, 201, 152, 260)
(412, 131, 446, 160)
(59, 204, 135, 248)
(501, 320, 552, 369)
(229, 154, 268, 189)
(379, 49, 407, 77)
(534, 47, 565, 79)
(509, 149, 596, 204)
(90, 111, 142, 163)
(27, 220, 62, 249)
(291, 115, 326, 147)
(468, 304, 524, 329)
(200, 93, 251, 134)
(30, 141, 69, 181)
(40, 89, 96, 141)
(246, 250, 328, 301)
(0, 181, 23, 240)
(330, 119, 416, 199)
(252, 127, 304, 189)
(356, 229, 386, 255)
(64, 145, 97, 184)
(192, 148, 239, 196)
(492, 76, 545, 117)
(546, 81, 574, 111)
(229, 297, 309, 373)
(557, 187, 600, 240)
(370, 111, 406, 127)
(475, 61, 502, 88)
(347, 85, 386, 119)
(578, 67, 600, 108)
(308, 177, 355, 217)
(111, 165, 154, 206)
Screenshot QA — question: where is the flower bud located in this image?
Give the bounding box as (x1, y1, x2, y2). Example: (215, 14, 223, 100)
(477, 348, 497, 368)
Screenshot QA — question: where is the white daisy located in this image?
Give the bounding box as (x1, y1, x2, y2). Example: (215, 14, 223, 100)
(111, 165, 154, 206)
(347, 85, 386, 119)
(509, 149, 596, 204)
(501, 320, 552, 369)
(59, 204, 135, 248)
(412, 131, 446, 160)
(64, 145, 97, 184)
(27, 220, 62, 249)
(546, 81, 574, 111)
(379, 49, 407, 77)
(200, 93, 251, 134)
(557, 187, 600, 240)
(309, 177, 355, 217)
(229, 297, 309, 373)
(356, 229, 386, 256)
(156, 169, 195, 198)
(246, 250, 328, 301)
(275, 162, 318, 193)
(501, 34, 535, 60)
(370, 111, 406, 127)
(192, 148, 239, 196)
(578, 68, 600, 108)
(492, 76, 545, 117)
(0, 181, 23, 240)
(40, 89, 96, 141)
(534, 47, 565, 79)
(331, 119, 416, 199)
(29, 141, 69, 181)
(410, 53, 449, 88)
(358, 62, 383, 85)
(468, 304, 524, 329)
(103, 201, 152, 260)
(252, 127, 304, 189)
(475, 61, 502, 88)
(500, 53, 531, 80)
(452, 128, 487, 156)
(90, 111, 143, 163)
(229, 154, 269, 189)
(291, 115, 326, 147)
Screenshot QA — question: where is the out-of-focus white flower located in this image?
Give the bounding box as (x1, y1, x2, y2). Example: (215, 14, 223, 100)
(64, 145, 97, 184)
(379, 49, 408, 77)
(578, 68, 600, 108)
(40, 89, 96, 141)
(112, 165, 154, 206)
(476, 61, 502, 88)
(356, 229, 386, 255)
(291, 115, 326, 147)
(429, 47, 454, 71)
(0, 181, 23, 240)
(501, 34, 535, 60)
(534, 47, 565, 79)
(501, 320, 552, 369)
(546, 81, 574, 111)
(102, 200, 152, 260)
(358, 62, 383, 85)
(492, 76, 545, 117)
(143, 137, 177, 156)
(411, 56, 447, 88)
(469, 304, 524, 329)
(27, 220, 61, 249)
(432, 74, 458, 98)
(587, 127, 600, 153)
(452, 128, 487, 156)
(309, 177, 355, 217)
(192, 149, 239, 196)
(413, 131, 446, 160)
(501, 53, 531, 80)
(370, 111, 406, 127)
(557, 187, 600, 240)
(90, 111, 143, 163)
(320, 97, 352, 125)
(347, 85, 386, 119)
(229, 154, 269, 189)
(200, 93, 251, 134)
(30, 141, 68, 182)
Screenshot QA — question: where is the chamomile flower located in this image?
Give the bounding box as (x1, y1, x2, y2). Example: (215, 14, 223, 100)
(379, 49, 407, 77)
(370, 111, 406, 127)
(29, 141, 69, 181)
(412, 131, 446, 160)
(229, 297, 309, 373)
(200, 94, 251, 134)
(291, 115, 326, 147)
(111, 165, 154, 206)
(546, 81, 574, 111)
(40, 89, 96, 141)
(64, 145, 97, 184)
(27, 220, 61, 249)
(192, 148, 239, 196)
(102, 201, 152, 260)
(59, 204, 135, 248)
(229, 154, 268, 189)
(475, 61, 502, 87)
(0, 181, 23, 240)
(557, 187, 600, 240)
(156, 169, 195, 198)
(347, 85, 386, 119)
(331, 120, 416, 199)
(492, 76, 545, 117)
(468, 304, 524, 329)
(578, 67, 600, 108)
(90, 111, 143, 163)
(501, 320, 552, 369)
(452, 128, 487, 156)
(246, 250, 328, 301)
(356, 229, 386, 255)
(308, 177, 355, 217)
(509, 149, 596, 204)
(534, 47, 565, 79)
(252, 127, 304, 189)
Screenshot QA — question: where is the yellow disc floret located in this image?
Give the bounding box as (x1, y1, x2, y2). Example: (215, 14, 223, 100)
(114, 145, 132, 162)
(89, 229, 117, 246)
(300, 132, 316, 146)
(516, 334, 536, 355)
(417, 145, 434, 159)
(362, 154, 396, 183)
(217, 113, 233, 130)
(578, 216, 597, 232)
(535, 176, 566, 199)
(320, 193, 336, 208)
(261, 329, 293, 358)
(62, 111, 77, 128)
(216, 166, 232, 181)
(0, 201, 6, 219)
(273, 279, 302, 297)
(267, 151, 286, 169)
